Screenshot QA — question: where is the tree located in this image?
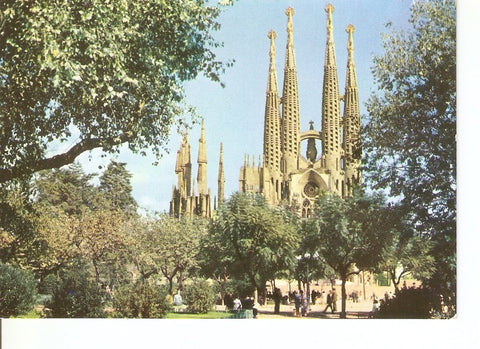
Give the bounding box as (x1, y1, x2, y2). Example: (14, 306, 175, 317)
(48, 257, 106, 318)
(363, 0, 456, 313)
(0, 0, 232, 184)
(33, 164, 134, 285)
(380, 227, 436, 292)
(130, 214, 206, 295)
(0, 182, 39, 268)
(183, 279, 216, 314)
(208, 193, 299, 303)
(304, 192, 395, 318)
(112, 280, 171, 318)
(98, 160, 137, 214)
(0, 262, 37, 317)
(34, 164, 99, 216)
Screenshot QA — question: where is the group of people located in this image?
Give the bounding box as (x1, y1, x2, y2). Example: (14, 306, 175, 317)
(323, 289, 338, 313)
(232, 295, 258, 318)
(292, 290, 308, 317)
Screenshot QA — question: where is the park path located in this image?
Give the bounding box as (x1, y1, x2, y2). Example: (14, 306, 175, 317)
(255, 298, 376, 319)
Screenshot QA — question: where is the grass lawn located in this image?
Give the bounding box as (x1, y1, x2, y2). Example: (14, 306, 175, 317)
(165, 311, 229, 319)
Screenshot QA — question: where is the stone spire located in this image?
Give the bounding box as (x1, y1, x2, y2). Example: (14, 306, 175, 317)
(175, 129, 191, 197)
(197, 119, 207, 195)
(264, 30, 282, 173)
(343, 24, 361, 191)
(281, 7, 300, 176)
(217, 143, 225, 204)
(321, 3, 342, 171)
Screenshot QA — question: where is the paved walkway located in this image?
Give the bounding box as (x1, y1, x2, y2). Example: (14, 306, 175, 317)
(255, 299, 375, 319)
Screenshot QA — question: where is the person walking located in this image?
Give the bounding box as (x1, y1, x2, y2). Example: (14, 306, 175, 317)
(300, 290, 308, 317)
(331, 288, 338, 313)
(293, 290, 301, 317)
(323, 290, 333, 313)
(273, 287, 282, 314)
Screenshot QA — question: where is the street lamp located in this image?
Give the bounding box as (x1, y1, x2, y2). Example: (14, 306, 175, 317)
(296, 252, 319, 314)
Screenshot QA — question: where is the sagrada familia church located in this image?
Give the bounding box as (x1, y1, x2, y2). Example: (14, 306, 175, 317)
(170, 4, 361, 218)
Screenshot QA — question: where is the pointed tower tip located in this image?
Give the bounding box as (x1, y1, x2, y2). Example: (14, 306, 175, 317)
(285, 7, 294, 37)
(268, 29, 277, 40)
(325, 3, 334, 37)
(346, 25, 355, 56)
(285, 6, 295, 17)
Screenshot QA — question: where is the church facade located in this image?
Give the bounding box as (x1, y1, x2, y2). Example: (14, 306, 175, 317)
(239, 5, 362, 217)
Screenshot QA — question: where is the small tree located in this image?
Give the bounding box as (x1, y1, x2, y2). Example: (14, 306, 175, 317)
(48, 258, 105, 318)
(305, 192, 396, 318)
(113, 280, 171, 318)
(130, 215, 207, 294)
(207, 193, 300, 303)
(381, 228, 436, 292)
(0, 263, 37, 317)
(183, 279, 216, 314)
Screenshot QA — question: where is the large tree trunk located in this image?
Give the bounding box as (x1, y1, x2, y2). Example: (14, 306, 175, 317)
(340, 274, 347, 319)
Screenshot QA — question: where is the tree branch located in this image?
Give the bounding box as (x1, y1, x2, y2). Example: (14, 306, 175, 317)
(0, 136, 125, 183)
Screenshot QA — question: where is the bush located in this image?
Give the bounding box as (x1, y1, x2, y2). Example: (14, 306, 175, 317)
(374, 287, 439, 319)
(0, 263, 37, 317)
(113, 280, 171, 318)
(38, 273, 57, 295)
(183, 279, 216, 314)
(48, 261, 105, 318)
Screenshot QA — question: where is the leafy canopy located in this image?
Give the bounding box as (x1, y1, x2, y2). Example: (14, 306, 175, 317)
(363, 0, 456, 310)
(208, 193, 299, 292)
(0, 0, 231, 183)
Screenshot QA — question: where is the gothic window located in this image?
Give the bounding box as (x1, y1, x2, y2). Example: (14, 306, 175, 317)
(303, 182, 318, 198)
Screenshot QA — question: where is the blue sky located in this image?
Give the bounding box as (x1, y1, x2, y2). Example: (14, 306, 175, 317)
(76, 0, 415, 213)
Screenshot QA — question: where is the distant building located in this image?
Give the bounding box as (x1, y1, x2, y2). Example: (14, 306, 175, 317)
(169, 119, 224, 218)
(239, 5, 362, 217)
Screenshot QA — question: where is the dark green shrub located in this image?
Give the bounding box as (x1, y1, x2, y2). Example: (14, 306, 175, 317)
(38, 273, 57, 295)
(0, 263, 37, 317)
(183, 279, 216, 314)
(113, 280, 170, 318)
(48, 261, 105, 318)
(374, 287, 439, 319)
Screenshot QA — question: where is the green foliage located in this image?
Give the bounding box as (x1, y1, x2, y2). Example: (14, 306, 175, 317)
(33, 164, 135, 286)
(374, 287, 440, 319)
(183, 279, 216, 314)
(307, 192, 395, 274)
(363, 0, 456, 311)
(0, 182, 39, 267)
(0, 0, 232, 183)
(38, 273, 57, 295)
(303, 191, 397, 318)
(35, 164, 99, 216)
(113, 280, 171, 318)
(0, 263, 37, 317)
(48, 259, 106, 318)
(380, 226, 436, 290)
(99, 160, 137, 213)
(207, 193, 300, 294)
(131, 214, 207, 294)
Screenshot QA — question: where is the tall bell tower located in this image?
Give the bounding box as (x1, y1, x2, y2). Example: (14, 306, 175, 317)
(239, 4, 362, 216)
